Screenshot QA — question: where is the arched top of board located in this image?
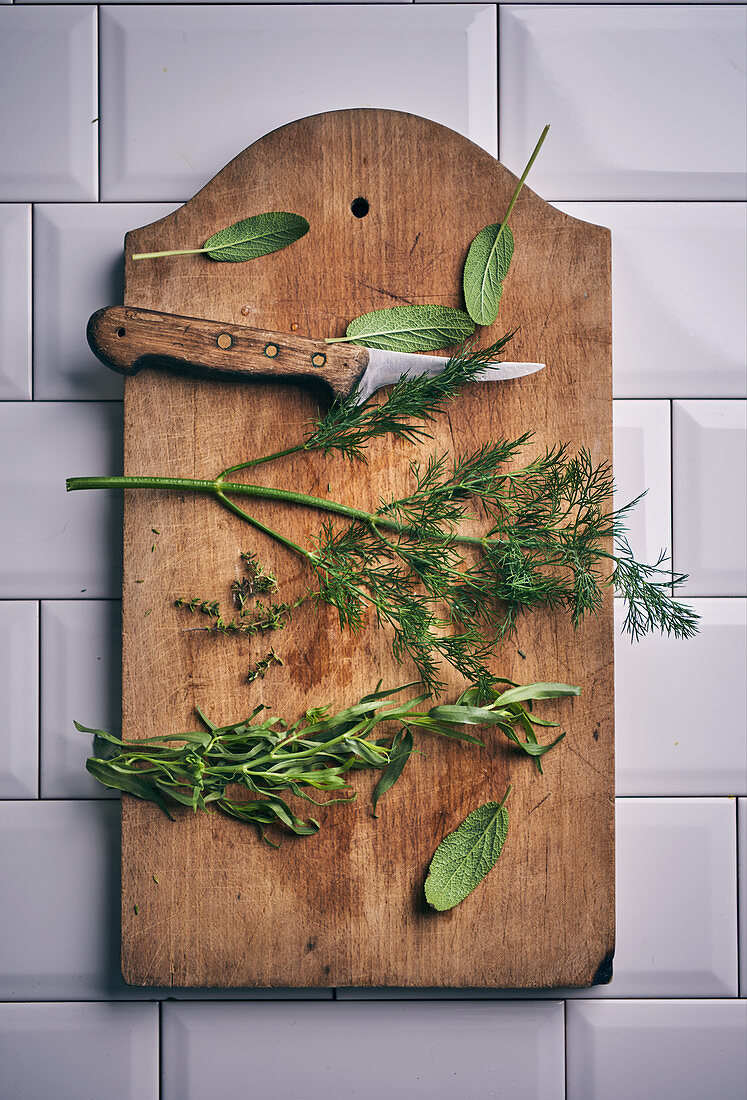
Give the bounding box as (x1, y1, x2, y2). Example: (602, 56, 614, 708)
(123, 108, 609, 351)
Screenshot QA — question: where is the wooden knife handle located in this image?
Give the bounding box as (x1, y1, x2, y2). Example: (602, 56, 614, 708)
(87, 306, 371, 399)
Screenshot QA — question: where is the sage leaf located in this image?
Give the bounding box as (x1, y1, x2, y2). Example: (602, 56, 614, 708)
(371, 728, 413, 817)
(462, 124, 550, 326)
(325, 305, 475, 353)
(424, 786, 511, 912)
(463, 223, 514, 326)
(203, 212, 309, 262)
(131, 211, 309, 262)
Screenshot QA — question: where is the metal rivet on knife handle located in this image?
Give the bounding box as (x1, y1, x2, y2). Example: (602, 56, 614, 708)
(264, 343, 279, 358)
(311, 353, 327, 368)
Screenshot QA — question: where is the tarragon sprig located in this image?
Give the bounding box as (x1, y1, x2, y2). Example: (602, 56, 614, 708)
(78, 680, 578, 843)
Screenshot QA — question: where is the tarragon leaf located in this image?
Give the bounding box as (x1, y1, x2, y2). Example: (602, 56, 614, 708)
(424, 788, 511, 911)
(463, 223, 514, 326)
(371, 728, 413, 817)
(327, 305, 475, 353)
(203, 212, 309, 262)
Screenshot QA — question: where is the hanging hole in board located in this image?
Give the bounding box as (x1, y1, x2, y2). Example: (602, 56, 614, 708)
(350, 197, 369, 219)
(116, 328, 126, 338)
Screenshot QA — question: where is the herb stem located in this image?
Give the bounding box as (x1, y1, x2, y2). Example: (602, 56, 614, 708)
(66, 473, 490, 547)
(491, 124, 550, 254)
(131, 247, 211, 260)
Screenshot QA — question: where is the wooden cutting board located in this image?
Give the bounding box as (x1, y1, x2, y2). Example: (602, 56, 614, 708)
(120, 109, 613, 989)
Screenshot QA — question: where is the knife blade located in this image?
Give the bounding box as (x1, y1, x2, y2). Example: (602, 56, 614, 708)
(87, 306, 544, 402)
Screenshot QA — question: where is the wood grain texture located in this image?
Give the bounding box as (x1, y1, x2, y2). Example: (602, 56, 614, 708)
(87, 305, 370, 398)
(120, 109, 613, 989)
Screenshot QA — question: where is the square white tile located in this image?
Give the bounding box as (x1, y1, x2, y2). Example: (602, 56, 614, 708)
(0, 1002, 158, 1100)
(0, 402, 123, 599)
(613, 400, 671, 570)
(0, 205, 32, 399)
(41, 600, 121, 799)
(615, 599, 746, 797)
(34, 204, 179, 400)
(604, 798, 738, 997)
(673, 401, 747, 596)
(499, 6, 747, 199)
(739, 799, 746, 995)
(567, 1000, 747, 1100)
(0, 7, 97, 201)
(163, 1001, 565, 1100)
(339, 798, 739, 998)
(0, 801, 333, 1000)
(557, 203, 747, 399)
(0, 601, 38, 798)
(100, 5, 497, 201)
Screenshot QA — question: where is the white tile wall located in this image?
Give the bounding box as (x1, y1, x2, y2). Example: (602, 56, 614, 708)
(0, 1002, 159, 1100)
(739, 799, 746, 995)
(2, 1, 745, 1095)
(567, 1000, 747, 1100)
(0, 7, 98, 201)
(0, 205, 32, 399)
(499, 6, 747, 200)
(0, 403, 123, 599)
(556, 203, 747, 399)
(34, 204, 179, 400)
(162, 1001, 565, 1100)
(40, 600, 121, 799)
(0, 602, 38, 798)
(99, 5, 497, 201)
(613, 400, 671, 569)
(615, 600, 747, 796)
(673, 400, 747, 596)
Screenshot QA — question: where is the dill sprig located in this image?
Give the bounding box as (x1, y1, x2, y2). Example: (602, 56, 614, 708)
(68, 340, 698, 694)
(77, 679, 578, 843)
(303, 333, 516, 461)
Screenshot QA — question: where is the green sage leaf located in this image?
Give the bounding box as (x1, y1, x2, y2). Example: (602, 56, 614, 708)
(330, 305, 475, 353)
(204, 212, 309, 263)
(463, 223, 514, 326)
(424, 788, 511, 912)
(371, 728, 413, 817)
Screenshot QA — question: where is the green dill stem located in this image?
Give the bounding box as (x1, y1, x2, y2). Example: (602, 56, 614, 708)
(66, 474, 491, 550)
(213, 489, 313, 561)
(220, 445, 307, 474)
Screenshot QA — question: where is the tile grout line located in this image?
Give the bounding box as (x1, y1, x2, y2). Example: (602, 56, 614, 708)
(30, 204, 34, 401)
(95, 6, 101, 205)
(563, 998, 568, 1099)
(36, 600, 41, 799)
(737, 801, 743, 998)
(669, 398, 675, 594)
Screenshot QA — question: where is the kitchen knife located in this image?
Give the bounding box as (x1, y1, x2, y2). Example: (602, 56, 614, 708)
(87, 306, 544, 402)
